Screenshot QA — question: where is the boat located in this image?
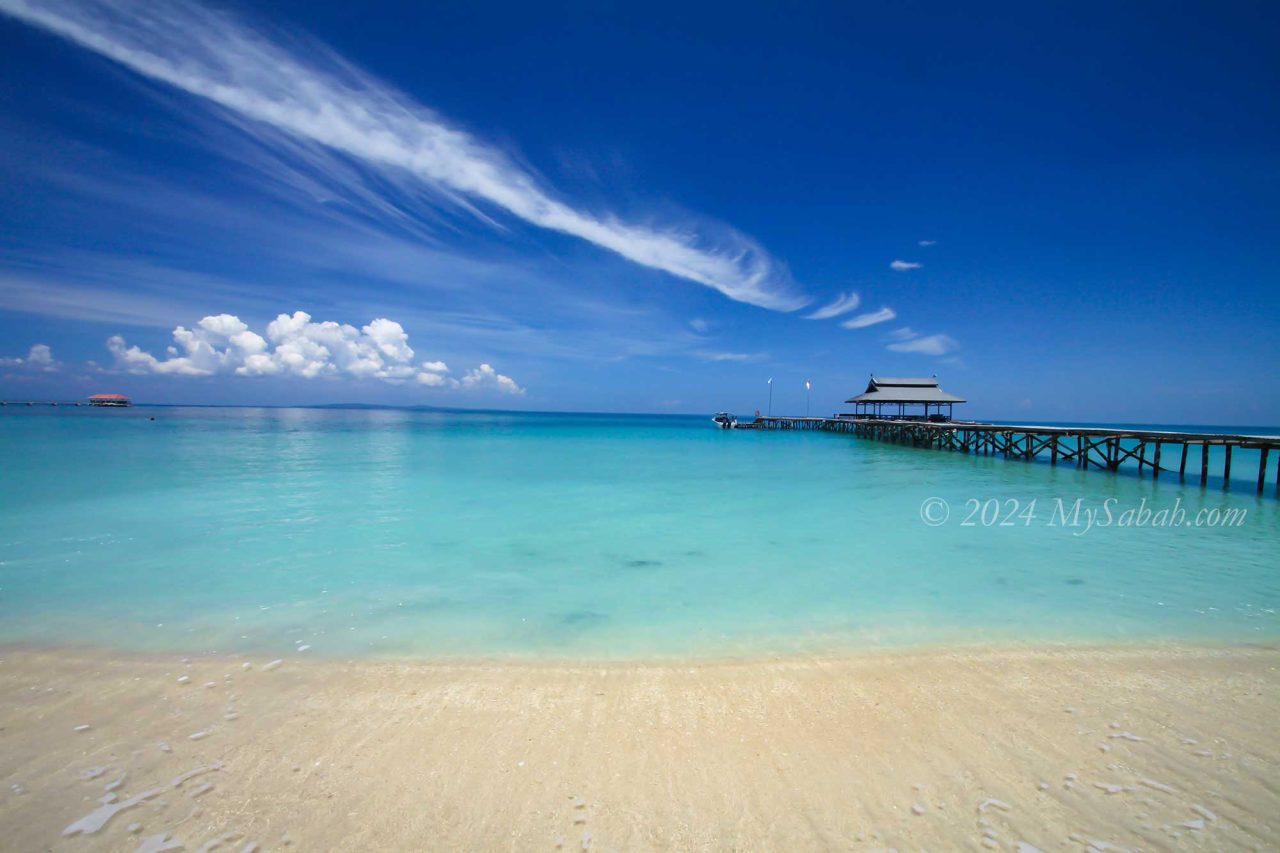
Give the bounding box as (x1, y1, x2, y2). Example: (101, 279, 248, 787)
(711, 412, 737, 429)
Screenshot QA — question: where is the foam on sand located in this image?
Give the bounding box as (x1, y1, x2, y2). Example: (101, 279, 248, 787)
(62, 787, 164, 836)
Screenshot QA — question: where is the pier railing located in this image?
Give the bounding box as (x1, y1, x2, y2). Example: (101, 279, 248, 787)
(741, 417, 1280, 495)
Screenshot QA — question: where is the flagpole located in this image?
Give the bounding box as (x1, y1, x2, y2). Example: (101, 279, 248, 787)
(767, 378, 773, 417)
(805, 379, 812, 417)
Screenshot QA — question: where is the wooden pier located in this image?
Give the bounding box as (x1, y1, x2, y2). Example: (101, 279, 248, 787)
(740, 417, 1280, 496)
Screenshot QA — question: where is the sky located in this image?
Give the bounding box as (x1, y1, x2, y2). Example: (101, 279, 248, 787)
(1, 0, 1278, 423)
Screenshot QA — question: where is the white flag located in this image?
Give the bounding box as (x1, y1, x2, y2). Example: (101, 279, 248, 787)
(805, 380, 812, 391)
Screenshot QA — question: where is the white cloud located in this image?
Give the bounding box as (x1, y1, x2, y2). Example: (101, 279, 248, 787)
(0, 0, 808, 312)
(459, 363, 524, 395)
(803, 292, 861, 320)
(0, 343, 58, 371)
(688, 318, 709, 334)
(890, 260, 922, 271)
(695, 351, 762, 363)
(416, 371, 449, 387)
(841, 307, 896, 329)
(105, 311, 522, 390)
(887, 334, 958, 356)
(886, 327, 918, 342)
(918, 240, 936, 247)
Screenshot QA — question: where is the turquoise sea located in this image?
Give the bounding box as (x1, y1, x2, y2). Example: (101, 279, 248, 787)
(1, 407, 1277, 659)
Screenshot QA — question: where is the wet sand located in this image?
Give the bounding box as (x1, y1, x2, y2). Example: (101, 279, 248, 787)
(1, 644, 1277, 851)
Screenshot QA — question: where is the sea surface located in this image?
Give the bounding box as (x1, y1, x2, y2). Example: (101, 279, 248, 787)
(1, 407, 1277, 659)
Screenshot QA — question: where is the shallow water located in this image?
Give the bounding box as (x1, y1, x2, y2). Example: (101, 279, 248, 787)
(1, 407, 1277, 658)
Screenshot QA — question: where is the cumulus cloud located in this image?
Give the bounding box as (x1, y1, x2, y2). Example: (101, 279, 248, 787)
(694, 351, 763, 363)
(889, 260, 922, 271)
(105, 311, 522, 391)
(0, 343, 58, 371)
(887, 333, 958, 356)
(841, 307, 896, 329)
(459, 363, 524, 395)
(0, 0, 808, 312)
(803, 292, 861, 320)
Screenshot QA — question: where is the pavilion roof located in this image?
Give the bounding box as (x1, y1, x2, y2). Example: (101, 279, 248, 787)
(845, 376, 966, 404)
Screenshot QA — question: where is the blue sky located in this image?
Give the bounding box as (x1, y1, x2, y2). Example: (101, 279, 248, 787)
(1, 0, 1277, 422)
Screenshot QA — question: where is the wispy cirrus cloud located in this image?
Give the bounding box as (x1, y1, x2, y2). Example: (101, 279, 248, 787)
(887, 333, 957, 356)
(889, 260, 921, 271)
(694, 350, 765, 363)
(0, 262, 267, 329)
(105, 310, 524, 393)
(841, 307, 896, 329)
(917, 240, 936, 247)
(803, 291, 861, 320)
(0, 0, 808, 312)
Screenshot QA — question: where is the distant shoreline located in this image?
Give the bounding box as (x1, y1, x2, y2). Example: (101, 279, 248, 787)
(5, 401, 1279, 431)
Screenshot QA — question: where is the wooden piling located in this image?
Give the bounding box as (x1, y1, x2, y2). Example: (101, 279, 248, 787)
(747, 417, 1278, 498)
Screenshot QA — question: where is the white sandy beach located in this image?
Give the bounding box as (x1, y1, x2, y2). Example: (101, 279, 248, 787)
(1, 644, 1277, 851)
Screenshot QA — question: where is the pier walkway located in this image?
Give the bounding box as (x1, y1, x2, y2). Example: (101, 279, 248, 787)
(739, 417, 1280, 495)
